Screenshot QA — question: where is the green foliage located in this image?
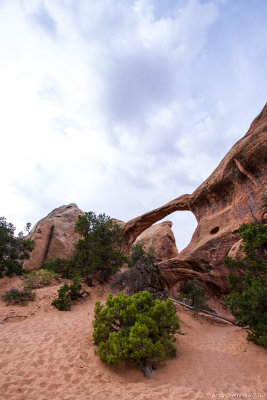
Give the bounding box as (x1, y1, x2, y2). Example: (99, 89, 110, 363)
(68, 275, 83, 300)
(93, 291, 179, 371)
(129, 242, 146, 266)
(1, 288, 36, 305)
(41, 258, 76, 279)
(52, 276, 85, 311)
(128, 242, 155, 267)
(179, 280, 209, 312)
(223, 198, 267, 347)
(52, 283, 71, 311)
(23, 269, 59, 290)
(73, 212, 126, 282)
(24, 223, 32, 233)
(0, 217, 34, 278)
(41, 212, 126, 283)
(238, 222, 267, 260)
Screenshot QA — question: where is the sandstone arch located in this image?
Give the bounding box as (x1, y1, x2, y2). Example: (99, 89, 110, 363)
(124, 103, 267, 294)
(124, 194, 191, 247)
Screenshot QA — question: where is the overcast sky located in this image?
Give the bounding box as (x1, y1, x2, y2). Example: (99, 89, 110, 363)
(1, 0, 267, 250)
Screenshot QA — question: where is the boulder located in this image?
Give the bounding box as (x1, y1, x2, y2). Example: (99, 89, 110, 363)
(124, 103, 267, 294)
(24, 203, 84, 270)
(133, 221, 178, 262)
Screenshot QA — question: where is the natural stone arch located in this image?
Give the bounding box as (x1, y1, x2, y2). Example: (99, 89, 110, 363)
(123, 193, 191, 248)
(124, 103, 267, 294)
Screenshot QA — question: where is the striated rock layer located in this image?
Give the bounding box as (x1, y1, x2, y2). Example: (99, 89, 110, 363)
(24, 204, 84, 270)
(124, 103, 267, 294)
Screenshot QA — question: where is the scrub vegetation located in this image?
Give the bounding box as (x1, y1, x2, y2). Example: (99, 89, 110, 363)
(223, 197, 267, 347)
(0, 217, 33, 278)
(93, 290, 180, 378)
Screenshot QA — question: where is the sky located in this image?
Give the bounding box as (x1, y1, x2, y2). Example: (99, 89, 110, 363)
(0, 0, 267, 250)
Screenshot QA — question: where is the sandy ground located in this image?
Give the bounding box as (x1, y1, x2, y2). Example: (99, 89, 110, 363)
(0, 276, 266, 400)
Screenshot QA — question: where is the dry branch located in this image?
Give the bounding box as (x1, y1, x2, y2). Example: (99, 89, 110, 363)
(1, 312, 34, 325)
(170, 298, 239, 326)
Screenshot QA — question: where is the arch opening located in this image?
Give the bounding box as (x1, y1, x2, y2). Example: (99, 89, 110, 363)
(160, 211, 198, 252)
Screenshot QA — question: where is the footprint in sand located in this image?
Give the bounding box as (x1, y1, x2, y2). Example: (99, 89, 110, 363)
(63, 372, 72, 381)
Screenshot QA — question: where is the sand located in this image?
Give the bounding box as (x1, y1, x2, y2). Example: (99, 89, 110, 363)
(0, 277, 266, 400)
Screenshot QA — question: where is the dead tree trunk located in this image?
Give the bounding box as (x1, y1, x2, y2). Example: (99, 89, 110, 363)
(170, 298, 239, 326)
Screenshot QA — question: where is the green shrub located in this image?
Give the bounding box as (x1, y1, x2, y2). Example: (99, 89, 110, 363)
(52, 276, 85, 311)
(0, 217, 34, 278)
(93, 291, 180, 376)
(68, 275, 83, 300)
(128, 242, 155, 267)
(23, 269, 59, 289)
(73, 212, 127, 282)
(41, 258, 77, 279)
(179, 280, 209, 311)
(52, 284, 72, 311)
(223, 196, 267, 347)
(43, 212, 126, 283)
(1, 288, 36, 305)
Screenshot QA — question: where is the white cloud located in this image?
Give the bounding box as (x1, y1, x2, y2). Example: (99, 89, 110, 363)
(0, 0, 267, 250)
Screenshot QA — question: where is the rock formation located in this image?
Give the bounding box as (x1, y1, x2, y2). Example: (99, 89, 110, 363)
(124, 103, 267, 294)
(227, 239, 245, 261)
(24, 104, 266, 294)
(133, 221, 179, 262)
(24, 204, 84, 270)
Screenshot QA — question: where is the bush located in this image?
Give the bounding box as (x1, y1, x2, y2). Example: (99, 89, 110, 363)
(52, 284, 72, 311)
(112, 243, 165, 298)
(93, 290, 180, 377)
(1, 288, 36, 305)
(179, 280, 209, 312)
(23, 269, 59, 289)
(128, 242, 155, 267)
(41, 258, 75, 279)
(0, 217, 34, 278)
(45, 212, 127, 283)
(223, 196, 267, 347)
(73, 212, 127, 282)
(52, 276, 85, 311)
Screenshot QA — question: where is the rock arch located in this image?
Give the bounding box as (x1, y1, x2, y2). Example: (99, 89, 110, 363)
(124, 194, 191, 248)
(124, 103, 267, 294)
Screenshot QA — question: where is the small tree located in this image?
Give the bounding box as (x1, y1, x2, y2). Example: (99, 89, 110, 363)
(111, 243, 165, 298)
(74, 212, 126, 282)
(93, 290, 180, 377)
(52, 275, 85, 311)
(128, 242, 155, 267)
(223, 197, 267, 347)
(179, 280, 209, 312)
(0, 217, 34, 278)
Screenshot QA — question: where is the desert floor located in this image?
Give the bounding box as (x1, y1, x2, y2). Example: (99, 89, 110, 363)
(0, 276, 266, 400)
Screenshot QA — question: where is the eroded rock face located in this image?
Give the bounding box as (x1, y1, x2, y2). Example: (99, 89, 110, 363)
(133, 221, 179, 262)
(227, 239, 245, 261)
(124, 103, 267, 294)
(24, 204, 84, 270)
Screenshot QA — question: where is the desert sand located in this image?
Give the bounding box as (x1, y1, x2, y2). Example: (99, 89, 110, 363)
(0, 277, 266, 400)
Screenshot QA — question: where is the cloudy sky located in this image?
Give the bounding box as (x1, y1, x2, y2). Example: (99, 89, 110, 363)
(1, 0, 267, 250)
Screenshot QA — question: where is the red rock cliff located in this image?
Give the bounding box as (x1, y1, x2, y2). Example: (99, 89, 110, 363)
(124, 103, 267, 294)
